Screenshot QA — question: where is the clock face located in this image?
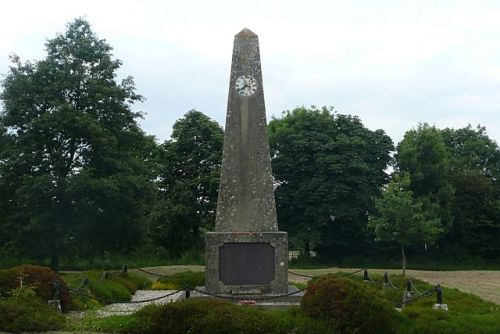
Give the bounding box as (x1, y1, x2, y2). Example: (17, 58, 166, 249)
(235, 75, 258, 96)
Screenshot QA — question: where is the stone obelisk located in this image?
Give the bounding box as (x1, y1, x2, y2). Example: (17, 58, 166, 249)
(205, 28, 288, 295)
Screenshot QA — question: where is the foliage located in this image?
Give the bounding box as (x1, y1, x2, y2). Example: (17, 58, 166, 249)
(376, 275, 500, 334)
(0, 284, 65, 333)
(63, 270, 152, 308)
(441, 125, 500, 179)
(61, 270, 500, 334)
(268, 106, 393, 256)
(89, 278, 132, 303)
(150, 110, 223, 256)
(439, 125, 500, 258)
(368, 174, 443, 275)
(0, 18, 156, 270)
(394, 123, 454, 232)
(302, 274, 398, 333)
(0, 265, 71, 311)
(126, 272, 153, 290)
(445, 171, 500, 258)
(120, 299, 327, 334)
(156, 271, 205, 289)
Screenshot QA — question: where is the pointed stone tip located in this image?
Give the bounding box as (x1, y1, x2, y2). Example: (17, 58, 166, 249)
(236, 28, 257, 37)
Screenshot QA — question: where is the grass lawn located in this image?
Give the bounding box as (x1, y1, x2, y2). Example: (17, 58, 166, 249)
(59, 266, 500, 334)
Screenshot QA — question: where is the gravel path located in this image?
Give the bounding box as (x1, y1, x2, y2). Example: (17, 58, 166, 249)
(96, 290, 184, 317)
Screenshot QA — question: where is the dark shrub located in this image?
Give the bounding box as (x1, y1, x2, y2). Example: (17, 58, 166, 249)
(0, 289, 65, 332)
(132, 299, 289, 334)
(302, 274, 398, 334)
(0, 265, 71, 311)
(157, 271, 205, 289)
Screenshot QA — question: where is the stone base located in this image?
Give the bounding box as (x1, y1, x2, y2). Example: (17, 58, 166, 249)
(205, 231, 288, 294)
(401, 291, 415, 308)
(433, 303, 449, 311)
(191, 285, 303, 308)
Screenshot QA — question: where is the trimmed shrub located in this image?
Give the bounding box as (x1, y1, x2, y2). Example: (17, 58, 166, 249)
(0, 265, 71, 311)
(62, 271, 152, 309)
(89, 279, 132, 303)
(127, 272, 152, 289)
(0, 286, 65, 332)
(131, 299, 289, 334)
(113, 277, 138, 294)
(156, 271, 205, 289)
(302, 274, 398, 334)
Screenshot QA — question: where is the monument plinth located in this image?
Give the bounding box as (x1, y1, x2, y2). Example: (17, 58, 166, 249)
(205, 28, 288, 295)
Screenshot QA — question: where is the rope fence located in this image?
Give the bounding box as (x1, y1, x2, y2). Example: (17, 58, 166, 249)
(69, 286, 183, 304)
(64, 264, 447, 310)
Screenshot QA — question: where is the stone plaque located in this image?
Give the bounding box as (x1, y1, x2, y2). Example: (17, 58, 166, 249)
(219, 243, 275, 285)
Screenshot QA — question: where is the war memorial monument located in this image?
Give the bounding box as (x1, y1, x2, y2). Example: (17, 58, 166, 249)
(204, 28, 289, 295)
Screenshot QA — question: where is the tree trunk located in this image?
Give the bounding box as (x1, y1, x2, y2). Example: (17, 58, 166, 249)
(401, 244, 406, 277)
(50, 248, 59, 273)
(303, 239, 311, 258)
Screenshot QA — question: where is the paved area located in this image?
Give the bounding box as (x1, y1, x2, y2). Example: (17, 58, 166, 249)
(95, 289, 184, 317)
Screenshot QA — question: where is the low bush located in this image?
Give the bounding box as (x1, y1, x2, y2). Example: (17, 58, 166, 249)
(0, 285, 65, 332)
(126, 298, 327, 334)
(88, 278, 132, 303)
(127, 272, 152, 289)
(63, 271, 152, 308)
(302, 274, 398, 334)
(156, 271, 205, 289)
(0, 264, 71, 311)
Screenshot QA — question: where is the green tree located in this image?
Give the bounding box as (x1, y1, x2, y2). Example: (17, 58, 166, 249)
(440, 125, 500, 257)
(441, 125, 500, 179)
(368, 175, 443, 276)
(395, 124, 455, 231)
(150, 110, 223, 256)
(268, 106, 393, 257)
(0, 19, 155, 270)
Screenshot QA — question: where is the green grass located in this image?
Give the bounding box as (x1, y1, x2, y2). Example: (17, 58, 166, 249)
(289, 255, 500, 271)
(156, 271, 205, 289)
(342, 273, 500, 334)
(62, 269, 500, 334)
(61, 270, 152, 309)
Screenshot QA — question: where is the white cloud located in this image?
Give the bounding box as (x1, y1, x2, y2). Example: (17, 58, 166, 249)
(1, 0, 499, 144)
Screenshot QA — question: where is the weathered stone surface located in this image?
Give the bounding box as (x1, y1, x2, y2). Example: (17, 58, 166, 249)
(206, 232, 288, 294)
(205, 28, 288, 295)
(215, 28, 277, 232)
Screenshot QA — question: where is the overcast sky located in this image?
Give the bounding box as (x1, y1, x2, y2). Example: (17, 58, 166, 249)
(1, 0, 499, 145)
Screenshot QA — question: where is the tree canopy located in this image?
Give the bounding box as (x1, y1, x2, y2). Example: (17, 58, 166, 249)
(149, 110, 223, 256)
(0, 18, 155, 270)
(368, 174, 443, 275)
(268, 106, 394, 256)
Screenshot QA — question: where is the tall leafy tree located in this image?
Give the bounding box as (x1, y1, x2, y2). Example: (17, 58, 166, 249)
(150, 110, 223, 256)
(440, 125, 500, 257)
(0, 19, 155, 270)
(368, 174, 443, 276)
(441, 125, 500, 178)
(268, 106, 393, 257)
(395, 124, 455, 232)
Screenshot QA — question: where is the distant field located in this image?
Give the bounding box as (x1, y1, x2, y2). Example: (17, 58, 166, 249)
(131, 265, 500, 305)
